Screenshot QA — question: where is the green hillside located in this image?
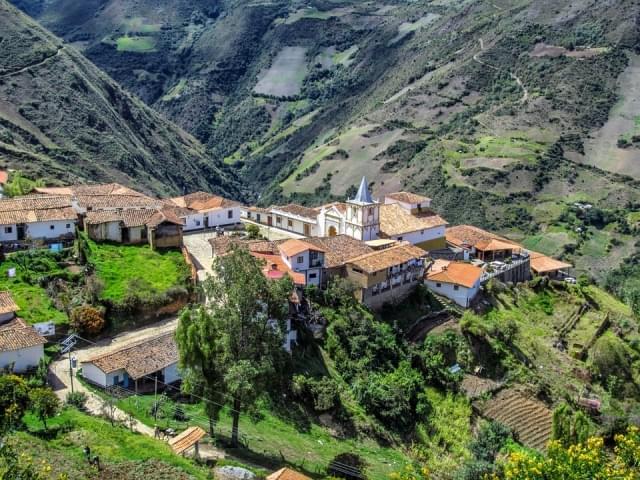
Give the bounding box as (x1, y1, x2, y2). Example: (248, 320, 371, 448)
(0, 0, 239, 197)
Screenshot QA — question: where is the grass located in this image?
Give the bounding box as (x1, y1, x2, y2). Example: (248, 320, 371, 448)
(415, 388, 472, 475)
(111, 393, 410, 479)
(522, 229, 575, 256)
(333, 45, 359, 66)
(161, 79, 187, 102)
(123, 17, 162, 34)
(0, 256, 68, 325)
(445, 136, 546, 164)
(254, 47, 308, 97)
(389, 14, 441, 45)
(13, 408, 209, 479)
(116, 36, 157, 53)
(85, 239, 189, 303)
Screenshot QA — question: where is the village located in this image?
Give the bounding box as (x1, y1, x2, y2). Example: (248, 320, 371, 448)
(0, 177, 577, 478)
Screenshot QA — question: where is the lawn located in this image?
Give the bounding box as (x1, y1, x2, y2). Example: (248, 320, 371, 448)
(85, 239, 190, 303)
(12, 408, 209, 479)
(116, 36, 157, 52)
(112, 393, 411, 479)
(389, 14, 441, 45)
(0, 255, 68, 325)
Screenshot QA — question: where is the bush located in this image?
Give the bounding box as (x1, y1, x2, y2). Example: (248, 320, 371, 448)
(291, 375, 340, 413)
(65, 391, 88, 410)
(70, 305, 105, 335)
(245, 223, 262, 240)
(470, 421, 512, 462)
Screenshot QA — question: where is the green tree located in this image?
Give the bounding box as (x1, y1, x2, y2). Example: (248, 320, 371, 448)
(28, 388, 60, 431)
(0, 374, 30, 433)
(176, 247, 292, 446)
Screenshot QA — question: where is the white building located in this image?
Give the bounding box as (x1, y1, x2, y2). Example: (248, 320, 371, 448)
(81, 332, 180, 390)
(0, 292, 46, 373)
(168, 192, 242, 231)
(0, 195, 77, 243)
(278, 239, 326, 287)
(425, 261, 483, 308)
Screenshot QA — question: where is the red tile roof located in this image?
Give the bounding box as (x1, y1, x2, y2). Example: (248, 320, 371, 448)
(251, 252, 306, 285)
(379, 203, 447, 236)
(385, 191, 431, 204)
(427, 262, 482, 288)
(267, 468, 312, 480)
(0, 317, 46, 352)
(279, 239, 326, 257)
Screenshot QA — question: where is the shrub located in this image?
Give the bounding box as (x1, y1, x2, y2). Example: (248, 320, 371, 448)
(245, 223, 262, 240)
(469, 421, 512, 462)
(65, 391, 88, 410)
(70, 305, 106, 335)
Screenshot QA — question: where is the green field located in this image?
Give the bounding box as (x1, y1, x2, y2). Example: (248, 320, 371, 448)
(0, 255, 68, 325)
(116, 36, 157, 53)
(85, 239, 190, 303)
(254, 47, 308, 97)
(112, 394, 410, 479)
(12, 408, 209, 479)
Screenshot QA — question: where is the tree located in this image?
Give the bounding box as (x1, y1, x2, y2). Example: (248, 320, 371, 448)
(70, 305, 105, 335)
(176, 247, 292, 446)
(245, 223, 262, 240)
(28, 388, 60, 431)
(0, 374, 30, 433)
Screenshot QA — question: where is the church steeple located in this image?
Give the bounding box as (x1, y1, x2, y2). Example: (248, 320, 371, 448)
(352, 176, 373, 204)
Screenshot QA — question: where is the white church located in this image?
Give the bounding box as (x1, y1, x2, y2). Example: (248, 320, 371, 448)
(242, 177, 448, 250)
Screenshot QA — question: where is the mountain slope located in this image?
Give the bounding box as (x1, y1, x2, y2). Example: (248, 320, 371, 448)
(0, 0, 239, 197)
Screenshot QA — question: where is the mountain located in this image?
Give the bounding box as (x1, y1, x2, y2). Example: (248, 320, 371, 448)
(0, 0, 239, 197)
(8, 0, 640, 279)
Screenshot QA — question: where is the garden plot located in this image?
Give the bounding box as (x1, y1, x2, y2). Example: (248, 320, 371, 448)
(254, 47, 308, 98)
(116, 36, 157, 52)
(481, 389, 552, 450)
(582, 53, 640, 178)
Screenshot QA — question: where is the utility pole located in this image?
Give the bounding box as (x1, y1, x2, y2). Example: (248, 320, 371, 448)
(61, 334, 77, 394)
(68, 348, 74, 394)
(154, 374, 158, 423)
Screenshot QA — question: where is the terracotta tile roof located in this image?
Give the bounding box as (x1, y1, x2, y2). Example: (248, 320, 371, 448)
(475, 238, 522, 252)
(429, 259, 451, 275)
(379, 203, 447, 237)
(0, 195, 77, 224)
(305, 235, 374, 268)
(0, 317, 46, 352)
(529, 251, 572, 273)
(0, 171, 8, 184)
(0, 291, 19, 315)
(267, 468, 312, 480)
(147, 207, 185, 227)
(279, 239, 326, 257)
(85, 207, 183, 228)
(385, 191, 431, 204)
(82, 332, 178, 380)
(445, 225, 516, 249)
(169, 426, 207, 455)
(162, 202, 195, 218)
(427, 262, 483, 288)
(251, 252, 306, 285)
(273, 204, 318, 221)
(77, 194, 161, 210)
(346, 242, 427, 273)
(169, 192, 241, 212)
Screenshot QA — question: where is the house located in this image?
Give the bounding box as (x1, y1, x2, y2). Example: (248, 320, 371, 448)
(278, 239, 326, 287)
(0, 195, 77, 244)
(445, 225, 522, 261)
(384, 191, 432, 212)
(81, 332, 180, 391)
(84, 207, 184, 249)
(304, 235, 374, 283)
(425, 261, 483, 307)
(529, 251, 572, 279)
(0, 292, 46, 372)
(168, 192, 242, 231)
(378, 203, 448, 250)
(267, 467, 312, 480)
(345, 242, 427, 309)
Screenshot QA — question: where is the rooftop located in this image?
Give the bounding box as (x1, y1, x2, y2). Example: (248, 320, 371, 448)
(169, 426, 207, 455)
(446, 225, 516, 249)
(279, 239, 326, 257)
(379, 203, 447, 237)
(427, 261, 483, 288)
(529, 251, 572, 273)
(84, 207, 184, 228)
(208, 237, 281, 256)
(251, 252, 306, 285)
(0, 195, 77, 225)
(305, 235, 374, 268)
(475, 238, 522, 252)
(347, 242, 427, 273)
(385, 191, 431, 205)
(169, 192, 241, 212)
(267, 468, 312, 480)
(0, 317, 46, 352)
(350, 176, 374, 204)
(0, 291, 19, 315)
(83, 332, 178, 380)
(272, 204, 319, 221)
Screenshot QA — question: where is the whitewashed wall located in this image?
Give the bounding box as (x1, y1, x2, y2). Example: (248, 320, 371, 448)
(0, 344, 44, 373)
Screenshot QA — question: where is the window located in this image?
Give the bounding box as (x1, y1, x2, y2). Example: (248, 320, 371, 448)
(453, 285, 459, 291)
(420, 230, 424, 235)
(397, 236, 403, 241)
(4, 226, 12, 234)
(228, 210, 233, 219)
(297, 256, 304, 264)
(288, 219, 293, 227)
(50, 225, 55, 230)
(276, 216, 282, 224)
(66, 224, 71, 229)
(368, 207, 374, 215)
(304, 224, 311, 236)
(309, 273, 317, 279)
(195, 220, 201, 226)
(436, 283, 442, 288)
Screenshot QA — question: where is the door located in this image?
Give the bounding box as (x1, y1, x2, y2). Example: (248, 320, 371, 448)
(267, 216, 273, 226)
(121, 227, 130, 243)
(17, 224, 25, 241)
(328, 226, 337, 237)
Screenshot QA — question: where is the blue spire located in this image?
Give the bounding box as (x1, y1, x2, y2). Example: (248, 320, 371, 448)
(352, 176, 373, 204)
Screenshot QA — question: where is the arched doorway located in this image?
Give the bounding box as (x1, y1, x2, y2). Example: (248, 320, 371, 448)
(328, 226, 337, 237)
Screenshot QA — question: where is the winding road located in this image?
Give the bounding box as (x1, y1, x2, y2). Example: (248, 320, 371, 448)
(0, 46, 64, 78)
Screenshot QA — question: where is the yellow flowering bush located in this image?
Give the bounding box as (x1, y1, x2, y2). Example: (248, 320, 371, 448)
(390, 464, 431, 480)
(494, 426, 640, 479)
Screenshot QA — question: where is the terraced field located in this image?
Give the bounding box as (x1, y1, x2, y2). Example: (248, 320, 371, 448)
(482, 389, 552, 450)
